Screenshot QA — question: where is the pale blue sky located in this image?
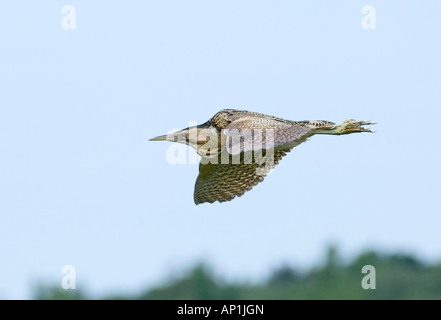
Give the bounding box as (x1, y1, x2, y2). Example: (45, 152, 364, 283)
(1, 1, 440, 299)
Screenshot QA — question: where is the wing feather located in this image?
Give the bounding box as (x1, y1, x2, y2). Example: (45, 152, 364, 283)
(223, 121, 311, 155)
(194, 148, 292, 204)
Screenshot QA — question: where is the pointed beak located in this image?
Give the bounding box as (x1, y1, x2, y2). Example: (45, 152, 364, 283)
(150, 121, 214, 146)
(149, 134, 173, 142)
(149, 128, 190, 143)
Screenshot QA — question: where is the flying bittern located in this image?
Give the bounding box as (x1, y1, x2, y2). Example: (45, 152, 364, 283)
(150, 109, 374, 204)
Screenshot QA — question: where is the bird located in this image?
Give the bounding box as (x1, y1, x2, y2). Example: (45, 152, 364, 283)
(150, 109, 374, 205)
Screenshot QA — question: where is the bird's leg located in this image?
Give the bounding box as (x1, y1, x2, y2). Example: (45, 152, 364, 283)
(314, 119, 375, 135)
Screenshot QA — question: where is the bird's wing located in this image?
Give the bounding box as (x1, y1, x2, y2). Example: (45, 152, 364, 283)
(194, 148, 293, 204)
(223, 120, 311, 155)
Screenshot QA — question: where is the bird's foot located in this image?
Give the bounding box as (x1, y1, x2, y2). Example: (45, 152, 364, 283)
(329, 119, 376, 135)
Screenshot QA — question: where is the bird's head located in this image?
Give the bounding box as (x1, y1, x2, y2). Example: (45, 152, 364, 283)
(149, 110, 239, 157)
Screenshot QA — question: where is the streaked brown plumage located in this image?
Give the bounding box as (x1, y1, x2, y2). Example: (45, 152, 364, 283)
(150, 109, 374, 204)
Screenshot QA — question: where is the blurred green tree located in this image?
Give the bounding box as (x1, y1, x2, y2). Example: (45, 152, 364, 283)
(33, 248, 441, 300)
